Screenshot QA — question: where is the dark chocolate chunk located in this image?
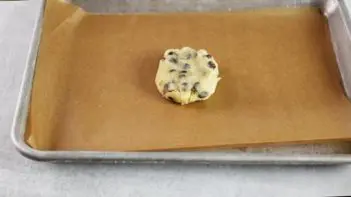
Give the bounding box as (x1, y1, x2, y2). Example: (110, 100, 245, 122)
(169, 69, 176, 73)
(167, 96, 177, 103)
(208, 61, 216, 69)
(191, 82, 200, 92)
(169, 58, 178, 64)
(183, 63, 190, 69)
(198, 91, 209, 99)
(178, 74, 186, 78)
(180, 70, 187, 74)
(163, 82, 175, 94)
(163, 83, 170, 94)
(205, 54, 212, 58)
(182, 82, 189, 91)
(168, 51, 175, 55)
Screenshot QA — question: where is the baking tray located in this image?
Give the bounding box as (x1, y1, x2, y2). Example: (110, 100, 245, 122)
(11, 0, 351, 165)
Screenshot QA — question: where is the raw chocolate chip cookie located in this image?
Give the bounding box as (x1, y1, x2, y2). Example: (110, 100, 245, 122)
(155, 47, 221, 105)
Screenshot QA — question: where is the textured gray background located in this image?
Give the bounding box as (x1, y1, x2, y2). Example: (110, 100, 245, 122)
(1, 0, 351, 196)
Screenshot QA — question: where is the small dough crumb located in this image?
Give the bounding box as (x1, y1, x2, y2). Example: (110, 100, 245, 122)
(155, 47, 221, 105)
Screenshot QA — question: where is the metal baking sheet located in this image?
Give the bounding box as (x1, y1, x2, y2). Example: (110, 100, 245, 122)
(11, 0, 351, 165)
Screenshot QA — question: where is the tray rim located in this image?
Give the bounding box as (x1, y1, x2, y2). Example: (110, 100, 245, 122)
(11, 0, 351, 165)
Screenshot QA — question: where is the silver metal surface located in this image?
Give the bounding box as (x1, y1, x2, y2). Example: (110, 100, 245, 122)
(11, 0, 351, 165)
(68, 0, 322, 13)
(327, 0, 351, 99)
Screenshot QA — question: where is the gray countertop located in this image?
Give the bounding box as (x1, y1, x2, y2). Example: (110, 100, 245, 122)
(1, 1, 351, 196)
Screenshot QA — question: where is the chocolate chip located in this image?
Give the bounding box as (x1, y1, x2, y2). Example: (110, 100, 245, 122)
(208, 61, 216, 69)
(191, 82, 200, 92)
(163, 83, 170, 94)
(183, 63, 190, 69)
(198, 91, 209, 99)
(179, 74, 186, 78)
(205, 54, 212, 58)
(181, 82, 189, 91)
(169, 69, 176, 73)
(163, 82, 175, 94)
(180, 70, 187, 74)
(169, 58, 178, 64)
(168, 51, 175, 55)
(167, 96, 177, 103)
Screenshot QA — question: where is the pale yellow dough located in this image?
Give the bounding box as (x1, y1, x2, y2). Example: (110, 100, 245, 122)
(155, 47, 221, 105)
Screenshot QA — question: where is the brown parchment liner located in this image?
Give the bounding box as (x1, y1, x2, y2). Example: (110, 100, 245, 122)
(26, 0, 351, 151)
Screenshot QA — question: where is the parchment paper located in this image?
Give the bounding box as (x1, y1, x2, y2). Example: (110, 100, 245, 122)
(26, 0, 351, 151)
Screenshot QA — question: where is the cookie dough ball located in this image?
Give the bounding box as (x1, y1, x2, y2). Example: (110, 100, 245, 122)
(155, 47, 221, 105)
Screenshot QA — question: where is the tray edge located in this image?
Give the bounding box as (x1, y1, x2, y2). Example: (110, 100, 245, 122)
(11, 0, 351, 165)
